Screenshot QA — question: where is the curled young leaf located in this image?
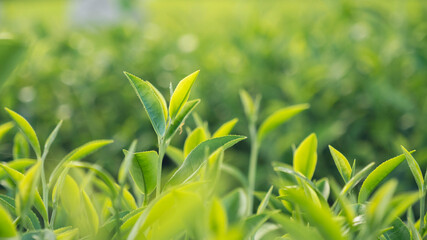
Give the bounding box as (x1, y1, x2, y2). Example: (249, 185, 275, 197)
(169, 70, 199, 120)
(293, 133, 317, 180)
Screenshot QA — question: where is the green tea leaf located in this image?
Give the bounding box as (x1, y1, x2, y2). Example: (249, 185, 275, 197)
(165, 99, 200, 140)
(5, 108, 41, 158)
(124, 72, 167, 136)
(282, 188, 344, 240)
(383, 218, 411, 240)
(17, 161, 41, 216)
(166, 145, 185, 166)
(316, 178, 330, 200)
(0, 159, 35, 180)
(239, 90, 255, 119)
(0, 204, 17, 238)
(168, 135, 246, 186)
(119, 140, 137, 185)
(169, 70, 199, 119)
(366, 180, 397, 225)
(401, 146, 424, 192)
(21, 229, 55, 240)
(0, 121, 14, 142)
(55, 228, 79, 240)
(384, 192, 419, 225)
(243, 212, 275, 239)
(293, 133, 317, 180)
(13, 132, 29, 159)
(358, 153, 409, 203)
(272, 213, 325, 240)
(257, 185, 273, 214)
(341, 162, 375, 196)
(60, 175, 81, 215)
(209, 198, 228, 235)
(43, 120, 63, 159)
(212, 118, 238, 138)
(329, 145, 352, 182)
(222, 188, 247, 225)
(184, 127, 208, 157)
(82, 191, 99, 235)
(258, 104, 309, 141)
(127, 150, 158, 195)
(49, 139, 113, 186)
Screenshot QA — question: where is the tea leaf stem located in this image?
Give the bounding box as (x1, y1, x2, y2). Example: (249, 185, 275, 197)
(247, 121, 259, 215)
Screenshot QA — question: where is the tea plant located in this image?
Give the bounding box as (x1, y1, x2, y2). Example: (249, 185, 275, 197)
(0, 70, 426, 240)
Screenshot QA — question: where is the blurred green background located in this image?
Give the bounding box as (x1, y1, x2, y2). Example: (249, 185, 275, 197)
(1, 0, 426, 191)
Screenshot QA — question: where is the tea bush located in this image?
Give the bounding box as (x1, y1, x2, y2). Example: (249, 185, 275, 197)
(1, 70, 427, 240)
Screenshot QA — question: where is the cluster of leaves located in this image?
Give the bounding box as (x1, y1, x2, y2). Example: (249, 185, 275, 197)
(1, 70, 427, 240)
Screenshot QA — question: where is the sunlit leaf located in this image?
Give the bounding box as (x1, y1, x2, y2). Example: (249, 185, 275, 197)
(257, 186, 273, 214)
(0, 204, 17, 238)
(126, 150, 158, 195)
(184, 127, 208, 157)
(43, 120, 63, 159)
(209, 198, 228, 236)
(5, 108, 41, 158)
(212, 118, 238, 138)
(168, 135, 246, 186)
(0, 159, 36, 180)
(16, 161, 41, 216)
(258, 104, 309, 141)
(239, 90, 255, 119)
(82, 191, 99, 235)
(366, 180, 397, 225)
(165, 99, 200, 140)
(384, 192, 419, 225)
(401, 146, 424, 192)
(293, 133, 317, 180)
(272, 213, 324, 240)
(329, 145, 352, 182)
(124, 72, 167, 136)
(13, 132, 29, 159)
(169, 70, 199, 119)
(119, 140, 137, 185)
(358, 153, 409, 203)
(0, 121, 14, 142)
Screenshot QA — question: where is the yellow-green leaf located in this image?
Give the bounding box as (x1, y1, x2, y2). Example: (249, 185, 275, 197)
(209, 198, 228, 235)
(168, 135, 246, 186)
(293, 133, 317, 180)
(166, 146, 185, 166)
(13, 132, 29, 159)
(329, 145, 352, 182)
(212, 118, 238, 138)
(17, 161, 41, 216)
(165, 99, 200, 140)
(128, 151, 158, 195)
(169, 70, 199, 119)
(401, 146, 424, 192)
(184, 127, 208, 157)
(0, 204, 17, 238)
(124, 72, 167, 136)
(5, 108, 41, 158)
(358, 153, 409, 203)
(258, 104, 309, 141)
(239, 90, 255, 118)
(82, 191, 99, 235)
(119, 140, 137, 185)
(0, 121, 14, 142)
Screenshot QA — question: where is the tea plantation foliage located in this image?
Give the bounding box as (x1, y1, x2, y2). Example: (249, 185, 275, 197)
(1, 0, 427, 239)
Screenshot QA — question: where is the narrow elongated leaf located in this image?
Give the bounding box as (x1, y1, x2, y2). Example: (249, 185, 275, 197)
(127, 150, 158, 195)
(329, 145, 352, 182)
(209, 198, 227, 235)
(165, 99, 200, 140)
(0, 204, 17, 238)
(124, 72, 167, 136)
(169, 70, 199, 119)
(341, 162, 375, 195)
(166, 145, 185, 166)
(384, 192, 419, 225)
(383, 218, 411, 240)
(17, 161, 41, 216)
(243, 212, 275, 239)
(258, 104, 309, 141)
(5, 108, 41, 158)
(184, 127, 207, 157)
(168, 135, 246, 186)
(366, 180, 397, 225)
(293, 133, 317, 180)
(239, 90, 255, 119)
(401, 146, 424, 192)
(119, 140, 137, 185)
(358, 153, 409, 203)
(257, 185, 273, 214)
(82, 191, 99, 235)
(60, 175, 81, 215)
(0, 121, 14, 141)
(49, 139, 113, 186)
(212, 118, 238, 138)
(0, 159, 35, 179)
(43, 120, 63, 158)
